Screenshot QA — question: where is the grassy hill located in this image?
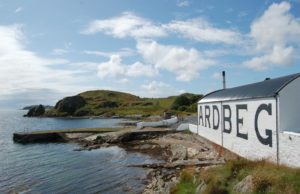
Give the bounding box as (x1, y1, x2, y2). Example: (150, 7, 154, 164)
(45, 90, 202, 117)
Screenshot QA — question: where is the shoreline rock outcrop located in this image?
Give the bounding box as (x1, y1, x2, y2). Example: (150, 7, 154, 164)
(24, 104, 45, 117)
(54, 95, 86, 115)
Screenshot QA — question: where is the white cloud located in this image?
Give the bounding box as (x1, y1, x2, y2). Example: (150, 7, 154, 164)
(137, 40, 215, 81)
(82, 12, 167, 39)
(244, 2, 300, 70)
(244, 45, 294, 70)
(14, 7, 23, 13)
(97, 54, 157, 78)
(117, 78, 129, 84)
(52, 48, 68, 55)
(84, 48, 135, 57)
(69, 62, 99, 71)
(127, 61, 157, 77)
(0, 25, 91, 105)
(203, 49, 232, 57)
(177, 1, 190, 7)
(141, 81, 169, 90)
(140, 81, 176, 97)
(82, 12, 244, 45)
(179, 89, 186, 94)
(250, 2, 300, 50)
(97, 55, 125, 78)
(212, 72, 222, 80)
(165, 18, 242, 44)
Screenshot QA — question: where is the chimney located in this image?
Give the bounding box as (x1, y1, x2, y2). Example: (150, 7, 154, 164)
(222, 71, 226, 89)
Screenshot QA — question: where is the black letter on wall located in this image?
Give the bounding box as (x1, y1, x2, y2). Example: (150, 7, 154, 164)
(223, 105, 232, 133)
(254, 103, 273, 147)
(205, 106, 211, 128)
(199, 106, 204, 126)
(212, 105, 219, 130)
(236, 104, 248, 140)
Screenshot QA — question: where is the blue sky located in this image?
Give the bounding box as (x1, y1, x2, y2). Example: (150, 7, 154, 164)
(0, 0, 300, 108)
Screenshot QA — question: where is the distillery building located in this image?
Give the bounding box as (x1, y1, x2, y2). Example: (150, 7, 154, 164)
(197, 73, 300, 167)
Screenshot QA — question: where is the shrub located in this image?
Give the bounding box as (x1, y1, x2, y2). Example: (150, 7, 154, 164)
(96, 101, 119, 108)
(171, 93, 202, 112)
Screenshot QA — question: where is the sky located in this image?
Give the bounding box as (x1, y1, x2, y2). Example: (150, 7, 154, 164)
(0, 0, 300, 108)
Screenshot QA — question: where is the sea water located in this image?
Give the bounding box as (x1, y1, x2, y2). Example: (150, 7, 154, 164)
(0, 110, 154, 194)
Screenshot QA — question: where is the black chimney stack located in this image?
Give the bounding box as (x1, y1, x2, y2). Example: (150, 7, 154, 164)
(222, 71, 226, 89)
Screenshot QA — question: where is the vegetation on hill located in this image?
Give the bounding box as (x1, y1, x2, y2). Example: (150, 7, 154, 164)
(45, 90, 202, 117)
(171, 159, 300, 194)
(171, 93, 203, 112)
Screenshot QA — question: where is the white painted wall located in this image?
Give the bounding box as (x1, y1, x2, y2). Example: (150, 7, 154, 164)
(176, 123, 190, 131)
(176, 124, 198, 133)
(279, 132, 300, 168)
(222, 98, 277, 162)
(197, 102, 223, 146)
(189, 124, 198, 134)
(197, 98, 278, 163)
(279, 77, 300, 133)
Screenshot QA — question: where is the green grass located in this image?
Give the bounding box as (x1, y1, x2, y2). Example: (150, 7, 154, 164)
(46, 90, 201, 117)
(172, 159, 300, 194)
(171, 170, 198, 194)
(80, 90, 176, 117)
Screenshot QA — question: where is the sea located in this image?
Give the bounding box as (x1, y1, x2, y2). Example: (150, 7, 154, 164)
(0, 109, 156, 194)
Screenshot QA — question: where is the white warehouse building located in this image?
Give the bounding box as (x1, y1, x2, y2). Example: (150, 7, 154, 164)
(197, 73, 300, 168)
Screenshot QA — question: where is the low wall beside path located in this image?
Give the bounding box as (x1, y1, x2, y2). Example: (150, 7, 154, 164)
(177, 124, 300, 168)
(136, 117, 178, 129)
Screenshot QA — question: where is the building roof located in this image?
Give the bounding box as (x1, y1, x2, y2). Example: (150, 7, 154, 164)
(199, 73, 300, 103)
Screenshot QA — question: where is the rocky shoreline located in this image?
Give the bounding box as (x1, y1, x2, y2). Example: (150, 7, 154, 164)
(13, 126, 225, 193)
(73, 128, 225, 193)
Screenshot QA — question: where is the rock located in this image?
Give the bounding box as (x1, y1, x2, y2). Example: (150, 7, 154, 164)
(24, 104, 45, 117)
(233, 175, 254, 194)
(139, 144, 154, 149)
(73, 148, 84, 151)
(54, 95, 86, 115)
(102, 143, 110, 147)
(187, 147, 199, 158)
(171, 177, 177, 182)
(169, 144, 187, 162)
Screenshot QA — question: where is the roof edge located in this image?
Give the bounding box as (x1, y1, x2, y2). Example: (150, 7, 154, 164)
(198, 95, 277, 104)
(198, 72, 300, 103)
(198, 89, 223, 103)
(275, 73, 300, 95)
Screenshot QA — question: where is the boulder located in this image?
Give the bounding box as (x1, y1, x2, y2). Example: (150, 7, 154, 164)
(233, 175, 254, 194)
(24, 104, 45, 117)
(169, 144, 187, 162)
(187, 147, 199, 158)
(54, 95, 86, 115)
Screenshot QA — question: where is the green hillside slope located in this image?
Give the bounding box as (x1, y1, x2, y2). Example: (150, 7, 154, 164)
(45, 90, 202, 117)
